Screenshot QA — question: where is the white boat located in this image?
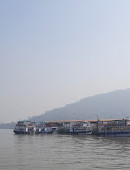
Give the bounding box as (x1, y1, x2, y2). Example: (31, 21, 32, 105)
(14, 121, 36, 134)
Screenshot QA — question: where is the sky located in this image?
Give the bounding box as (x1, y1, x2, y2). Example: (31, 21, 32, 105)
(0, 0, 130, 122)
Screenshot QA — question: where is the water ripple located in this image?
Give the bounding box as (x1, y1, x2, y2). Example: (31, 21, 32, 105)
(0, 130, 130, 170)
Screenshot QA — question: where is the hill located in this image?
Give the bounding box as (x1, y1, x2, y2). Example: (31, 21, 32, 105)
(29, 89, 130, 122)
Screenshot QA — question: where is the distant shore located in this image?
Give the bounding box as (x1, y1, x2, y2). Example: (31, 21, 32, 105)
(0, 122, 15, 129)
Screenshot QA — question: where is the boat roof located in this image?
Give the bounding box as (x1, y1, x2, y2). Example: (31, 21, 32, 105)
(48, 119, 126, 124)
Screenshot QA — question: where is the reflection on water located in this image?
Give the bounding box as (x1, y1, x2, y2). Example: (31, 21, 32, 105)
(0, 129, 130, 170)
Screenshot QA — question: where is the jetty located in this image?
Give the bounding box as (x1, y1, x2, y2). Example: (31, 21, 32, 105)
(13, 118, 130, 136)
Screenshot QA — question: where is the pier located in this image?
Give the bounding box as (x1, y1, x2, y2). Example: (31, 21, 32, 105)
(13, 119, 130, 136)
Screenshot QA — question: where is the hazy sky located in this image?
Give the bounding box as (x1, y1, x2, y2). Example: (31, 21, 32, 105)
(1, 0, 130, 122)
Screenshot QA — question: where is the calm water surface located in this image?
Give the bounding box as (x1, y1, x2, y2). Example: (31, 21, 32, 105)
(0, 129, 130, 170)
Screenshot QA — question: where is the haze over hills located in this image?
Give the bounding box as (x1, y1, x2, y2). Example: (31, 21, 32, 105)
(0, 122, 15, 129)
(29, 89, 130, 122)
(1, 89, 130, 129)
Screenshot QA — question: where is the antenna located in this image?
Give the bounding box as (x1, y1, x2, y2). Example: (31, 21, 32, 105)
(97, 114, 99, 121)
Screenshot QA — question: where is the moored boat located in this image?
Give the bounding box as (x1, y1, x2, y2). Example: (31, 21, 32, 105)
(14, 121, 36, 134)
(96, 119, 130, 137)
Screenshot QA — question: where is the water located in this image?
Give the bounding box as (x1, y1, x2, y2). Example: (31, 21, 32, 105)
(0, 129, 130, 170)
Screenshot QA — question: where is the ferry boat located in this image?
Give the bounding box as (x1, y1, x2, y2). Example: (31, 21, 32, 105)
(71, 127, 92, 134)
(13, 121, 56, 134)
(97, 119, 130, 137)
(14, 121, 36, 134)
(70, 121, 92, 134)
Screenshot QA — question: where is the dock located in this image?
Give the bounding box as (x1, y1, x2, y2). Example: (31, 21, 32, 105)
(13, 118, 130, 136)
